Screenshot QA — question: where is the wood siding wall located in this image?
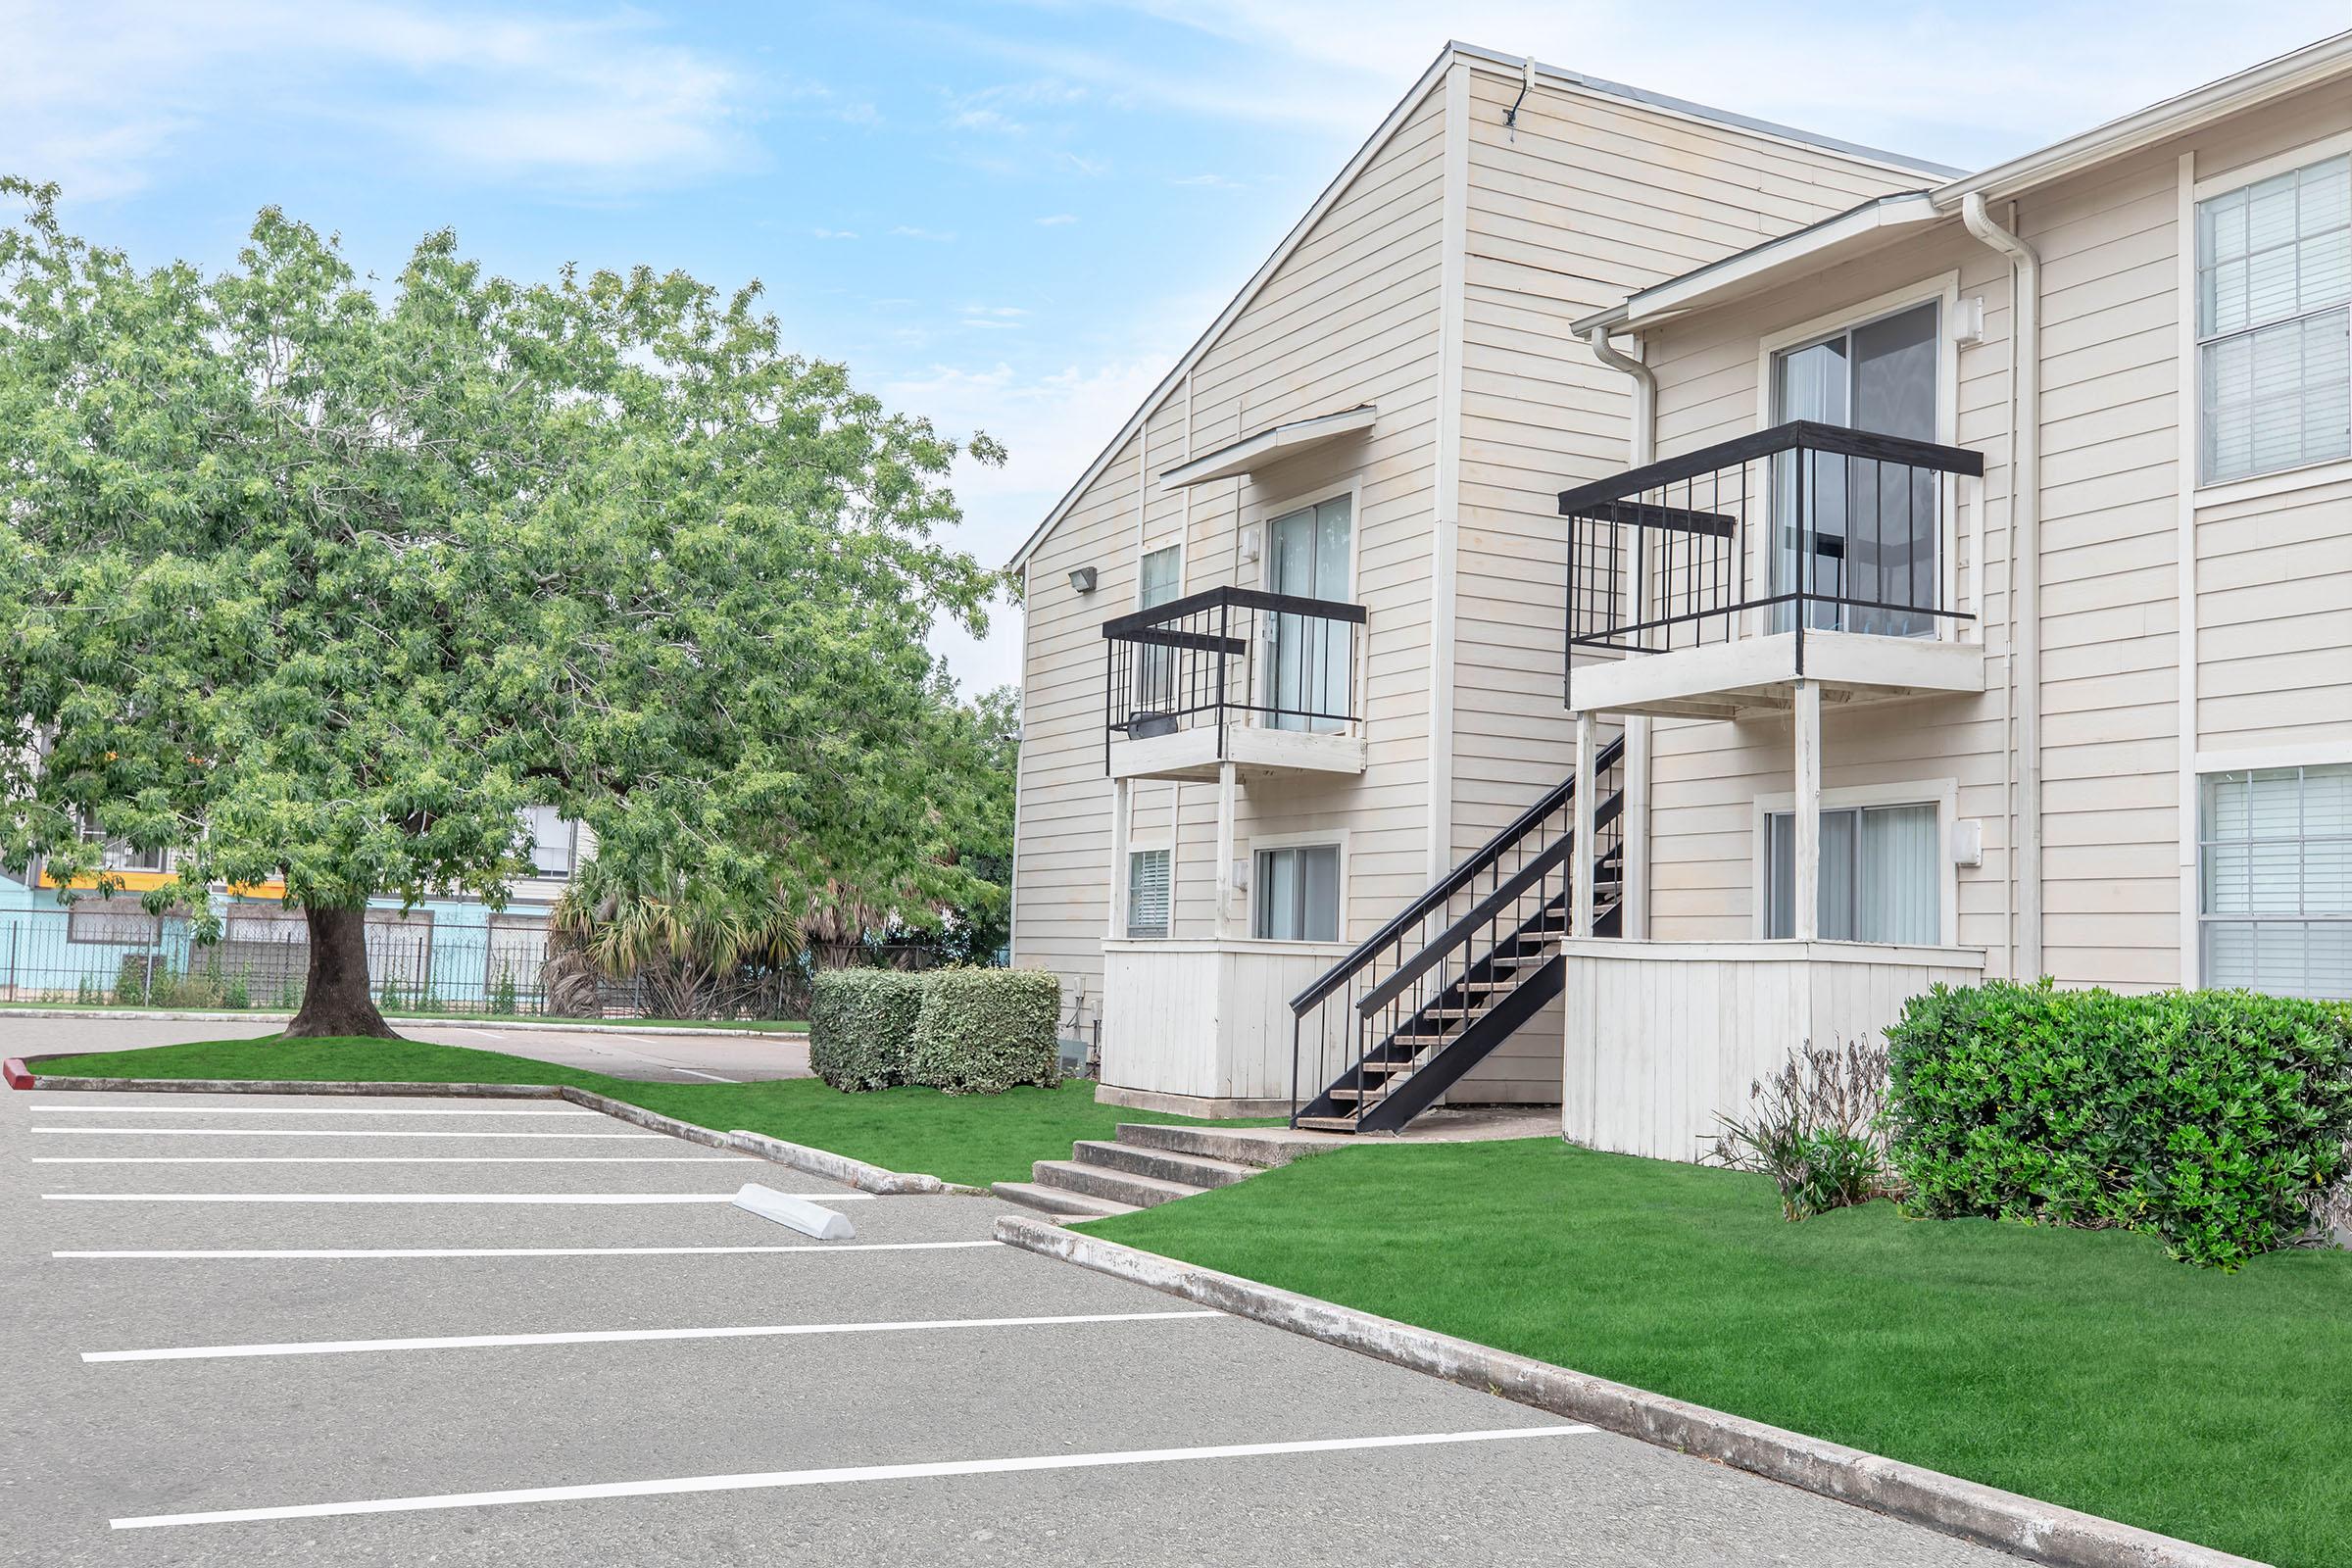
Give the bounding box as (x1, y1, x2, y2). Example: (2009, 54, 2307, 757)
(1628, 78, 2352, 994)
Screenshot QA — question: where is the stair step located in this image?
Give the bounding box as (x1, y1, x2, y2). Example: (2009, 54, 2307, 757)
(990, 1180, 1138, 1220)
(1031, 1158, 1206, 1210)
(1070, 1140, 1257, 1189)
(1329, 1083, 1402, 1103)
(1112, 1123, 1295, 1168)
(1294, 1115, 1362, 1133)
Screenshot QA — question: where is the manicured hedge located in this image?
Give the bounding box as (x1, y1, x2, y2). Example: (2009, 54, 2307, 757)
(808, 968, 927, 1092)
(908, 967, 1062, 1095)
(1885, 980, 2352, 1267)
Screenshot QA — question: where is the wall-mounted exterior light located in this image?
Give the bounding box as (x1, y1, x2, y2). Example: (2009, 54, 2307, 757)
(1069, 566, 1098, 594)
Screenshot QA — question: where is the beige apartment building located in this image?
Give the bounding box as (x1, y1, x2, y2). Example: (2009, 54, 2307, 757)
(1007, 34, 2352, 1157)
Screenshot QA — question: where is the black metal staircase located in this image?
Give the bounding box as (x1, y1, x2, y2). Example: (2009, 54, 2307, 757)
(1287, 737, 1625, 1133)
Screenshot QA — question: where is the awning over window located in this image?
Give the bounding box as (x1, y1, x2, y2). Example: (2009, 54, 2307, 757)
(1156, 404, 1376, 488)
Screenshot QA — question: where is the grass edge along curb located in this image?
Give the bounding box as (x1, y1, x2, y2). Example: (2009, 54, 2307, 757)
(4, 1060, 962, 1195)
(992, 1213, 2263, 1568)
(0, 1007, 806, 1040)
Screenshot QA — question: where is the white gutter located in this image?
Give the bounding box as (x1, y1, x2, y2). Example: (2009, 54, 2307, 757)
(1584, 325, 1656, 940)
(1959, 193, 2043, 982)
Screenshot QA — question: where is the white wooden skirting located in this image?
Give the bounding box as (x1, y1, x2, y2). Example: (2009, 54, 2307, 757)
(1100, 939, 1354, 1112)
(1558, 938, 1984, 1163)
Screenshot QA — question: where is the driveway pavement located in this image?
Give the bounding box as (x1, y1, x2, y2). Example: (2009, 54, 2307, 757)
(1, 1084, 2016, 1566)
(0, 1015, 809, 1083)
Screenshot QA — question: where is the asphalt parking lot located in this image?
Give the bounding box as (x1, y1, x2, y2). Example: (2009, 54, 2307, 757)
(2, 1085, 2015, 1566)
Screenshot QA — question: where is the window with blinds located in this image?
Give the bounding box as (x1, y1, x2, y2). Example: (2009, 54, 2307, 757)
(2200, 763, 2352, 1000)
(1125, 849, 1170, 939)
(2196, 154, 2352, 484)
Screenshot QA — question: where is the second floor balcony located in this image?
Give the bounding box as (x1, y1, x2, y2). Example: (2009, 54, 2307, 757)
(1557, 420, 1987, 719)
(1102, 585, 1367, 782)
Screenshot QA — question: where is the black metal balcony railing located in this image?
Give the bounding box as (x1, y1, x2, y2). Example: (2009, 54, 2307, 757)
(1101, 585, 1366, 772)
(1556, 419, 1984, 706)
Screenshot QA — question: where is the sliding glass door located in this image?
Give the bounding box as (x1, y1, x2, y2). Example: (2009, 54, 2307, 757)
(1772, 301, 1940, 637)
(1263, 495, 1351, 732)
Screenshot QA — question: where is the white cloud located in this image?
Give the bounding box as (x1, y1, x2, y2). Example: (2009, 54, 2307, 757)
(812, 227, 860, 240)
(891, 224, 959, 242)
(887, 289, 1217, 691)
(0, 0, 760, 199)
(1036, 212, 1079, 225)
(986, 1, 2352, 166)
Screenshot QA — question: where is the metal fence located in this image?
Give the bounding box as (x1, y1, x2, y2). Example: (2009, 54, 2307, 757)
(0, 906, 810, 1022)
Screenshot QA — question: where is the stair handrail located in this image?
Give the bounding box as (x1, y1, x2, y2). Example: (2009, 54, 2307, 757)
(1289, 733, 1626, 1015)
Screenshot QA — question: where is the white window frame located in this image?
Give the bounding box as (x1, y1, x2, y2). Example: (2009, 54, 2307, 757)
(1752, 272, 1969, 639)
(1124, 837, 1172, 940)
(1247, 829, 1348, 946)
(1749, 777, 1959, 946)
(1135, 538, 1185, 608)
(2192, 746, 2352, 996)
(2189, 132, 2352, 499)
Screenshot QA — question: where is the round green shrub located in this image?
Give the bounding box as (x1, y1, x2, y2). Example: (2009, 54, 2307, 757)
(808, 968, 927, 1092)
(907, 967, 1061, 1095)
(1885, 980, 2352, 1268)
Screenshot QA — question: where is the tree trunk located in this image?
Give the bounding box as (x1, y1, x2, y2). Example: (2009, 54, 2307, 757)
(283, 906, 400, 1040)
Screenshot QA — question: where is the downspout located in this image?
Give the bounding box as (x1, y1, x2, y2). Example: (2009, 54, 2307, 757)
(1584, 326, 1656, 464)
(1585, 325, 1655, 939)
(1959, 193, 2043, 981)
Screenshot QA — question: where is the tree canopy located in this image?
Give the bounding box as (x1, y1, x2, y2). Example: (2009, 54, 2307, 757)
(0, 179, 1012, 1035)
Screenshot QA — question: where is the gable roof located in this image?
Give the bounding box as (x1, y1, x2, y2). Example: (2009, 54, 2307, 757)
(1005, 41, 1956, 570)
(1580, 26, 2352, 336)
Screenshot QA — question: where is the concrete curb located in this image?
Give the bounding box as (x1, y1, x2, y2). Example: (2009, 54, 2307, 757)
(8, 1068, 961, 1197)
(723, 1128, 979, 1196)
(0, 1007, 805, 1041)
(993, 1215, 2265, 1568)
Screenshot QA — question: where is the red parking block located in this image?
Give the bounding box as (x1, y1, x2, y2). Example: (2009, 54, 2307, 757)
(3, 1058, 33, 1091)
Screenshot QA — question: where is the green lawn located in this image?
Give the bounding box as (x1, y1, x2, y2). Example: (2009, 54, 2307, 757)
(27, 1036, 1257, 1190)
(1084, 1138, 2348, 1567)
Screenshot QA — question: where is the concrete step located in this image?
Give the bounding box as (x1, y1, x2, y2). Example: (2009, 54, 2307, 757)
(990, 1180, 1138, 1220)
(1293, 1114, 1361, 1133)
(1114, 1122, 1296, 1169)
(1070, 1140, 1257, 1190)
(1032, 1158, 1205, 1210)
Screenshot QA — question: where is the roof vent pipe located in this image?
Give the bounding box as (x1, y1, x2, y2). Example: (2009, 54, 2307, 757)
(1960, 192, 2043, 981)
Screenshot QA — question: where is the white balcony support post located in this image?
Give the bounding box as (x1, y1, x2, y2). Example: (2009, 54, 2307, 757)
(1792, 679, 1822, 942)
(1212, 761, 1239, 939)
(1571, 711, 1597, 939)
(1107, 777, 1132, 941)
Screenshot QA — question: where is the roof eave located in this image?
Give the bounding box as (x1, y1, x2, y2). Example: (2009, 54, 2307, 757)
(1930, 28, 2352, 211)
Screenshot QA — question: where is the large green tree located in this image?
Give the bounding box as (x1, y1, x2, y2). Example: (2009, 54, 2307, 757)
(0, 181, 1004, 1038)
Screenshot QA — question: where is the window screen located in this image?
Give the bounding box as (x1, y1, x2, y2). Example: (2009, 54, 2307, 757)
(2197, 155, 2352, 483)
(2200, 763, 2352, 999)
(1125, 849, 1170, 939)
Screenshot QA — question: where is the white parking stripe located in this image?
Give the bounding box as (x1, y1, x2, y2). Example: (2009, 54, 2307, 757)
(56, 1242, 1002, 1259)
(33, 1156, 745, 1165)
(109, 1426, 1596, 1530)
(31, 1127, 663, 1139)
(26, 1104, 596, 1117)
(85, 1308, 1224, 1362)
(43, 1192, 868, 1204)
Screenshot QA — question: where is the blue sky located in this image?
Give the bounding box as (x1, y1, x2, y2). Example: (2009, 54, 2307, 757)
(5, 1, 2346, 693)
